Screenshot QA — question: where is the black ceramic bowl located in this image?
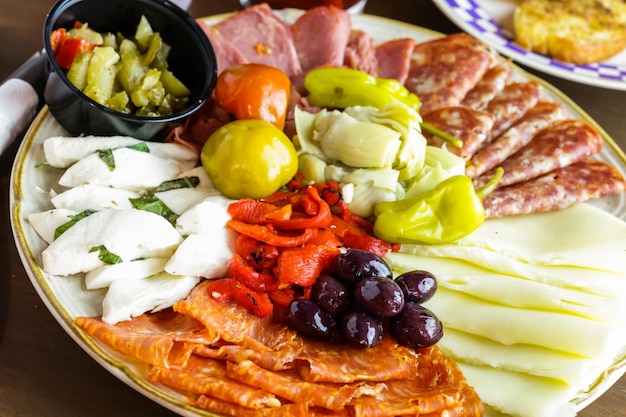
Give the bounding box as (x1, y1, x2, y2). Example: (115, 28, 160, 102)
(43, 0, 217, 141)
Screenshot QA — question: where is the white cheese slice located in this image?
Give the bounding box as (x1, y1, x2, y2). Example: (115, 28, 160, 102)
(439, 328, 610, 388)
(458, 203, 626, 273)
(386, 252, 623, 322)
(101, 272, 200, 325)
(28, 208, 78, 244)
(43, 136, 198, 168)
(85, 257, 169, 289)
(155, 166, 221, 215)
(165, 233, 235, 279)
(458, 362, 578, 417)
(58, 147, 188, 192)
(424, 287, 624, 359)
(174, 194, 234, 236)
(41, 208, 183, 276)
(51, 184, 139, 212)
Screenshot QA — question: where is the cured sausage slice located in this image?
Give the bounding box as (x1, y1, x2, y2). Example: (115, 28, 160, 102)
(195, 395, 310, 417)
(405, 33, 497, 114)
(466, 101, 569, 178)
(422, 106, 495, 159)
(461, 61, 512, 111)
(483, 160, 626, 218)
(474, 119, 603, 189)
(343, 30, 378, 75)
(485, 81, 541, 141)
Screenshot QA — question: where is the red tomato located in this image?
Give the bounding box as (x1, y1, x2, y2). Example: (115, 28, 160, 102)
(214, 63, 291, 130)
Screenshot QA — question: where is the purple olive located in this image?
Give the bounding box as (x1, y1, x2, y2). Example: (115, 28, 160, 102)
(390, 302, 443, 349)
(395, 270, 438, 304)
(353, 276, 405, 318)
(311, 272, 351, 316)
(341, 310, 383, 348)
(332, 249, 392, 287)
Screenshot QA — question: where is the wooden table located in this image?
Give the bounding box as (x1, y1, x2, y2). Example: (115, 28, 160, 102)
(0, 1, 624, 416)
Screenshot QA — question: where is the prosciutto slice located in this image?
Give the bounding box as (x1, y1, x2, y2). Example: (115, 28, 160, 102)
(375, 38, 416, 83)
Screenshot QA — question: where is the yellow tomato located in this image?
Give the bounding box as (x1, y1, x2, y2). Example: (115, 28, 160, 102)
(201, 119, 298, 199)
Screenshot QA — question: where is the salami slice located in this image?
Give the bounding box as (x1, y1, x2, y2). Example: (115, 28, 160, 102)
(483, 160, 626, 218)
(215, 3, 302, 76)
(422, 106, 495, 159)
(343, 30, 378, 75)
(485, 81, 541, 141)
(461, 61, 512, 111)
(473, 119, 603, 189)
(375, 38, 416, 83)
(466, 101, 569, 178)
(405, 33, 497, 114)
(195, 395, 310, 417)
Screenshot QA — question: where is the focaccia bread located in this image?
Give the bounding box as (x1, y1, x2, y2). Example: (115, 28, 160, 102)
(514, 0, 626, 64)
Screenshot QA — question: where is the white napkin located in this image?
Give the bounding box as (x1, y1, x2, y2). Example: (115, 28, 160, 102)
(0, 78, 39, 155)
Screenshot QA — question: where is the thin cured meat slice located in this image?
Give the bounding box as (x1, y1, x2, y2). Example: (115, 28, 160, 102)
(466, 101, 569, 178)
(195, 395, 309, 417)
(422, 106, 495, 159)
(173, 280, 303, 354)
(375, 38, 416, 84)
(75, 309, 217, 368)
(196, 20, 248, 74)
(461, 61, 512, 111)
(483, 159, 626, 218)
(295, 335, 419, 383)
(193, 339, 301, 371)
(473, 119, 603, 189)
(291, 5, 352, 72)
(485, 81, 541, 141)
(343, 29, 378, 75)
(149, 356, 282, 409)
(215, 3, 302, 76)
(226, 360, 371, 410)
(405, 33, 498, 114)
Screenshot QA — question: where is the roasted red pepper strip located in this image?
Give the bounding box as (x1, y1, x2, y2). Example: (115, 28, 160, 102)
(228, 198, 291, 224)
(342, 232, 399, 258)
(235, 234, 280, 270)
(274, 245, 341, 287)
(270, 187, 332, 230)
(207, 278, 274, 318)
(227, 253, 281, 292)
(228, 220, 318, 247)
(54, 36, 96, 69)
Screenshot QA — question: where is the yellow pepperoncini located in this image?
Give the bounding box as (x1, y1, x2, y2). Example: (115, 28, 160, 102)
(373, 168, 503, 244)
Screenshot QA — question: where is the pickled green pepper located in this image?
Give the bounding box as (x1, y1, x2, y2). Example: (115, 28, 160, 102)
(373, 168, 503, 244)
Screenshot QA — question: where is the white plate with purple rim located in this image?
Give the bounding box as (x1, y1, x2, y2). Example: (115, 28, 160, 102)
(432, 0, 626, 90)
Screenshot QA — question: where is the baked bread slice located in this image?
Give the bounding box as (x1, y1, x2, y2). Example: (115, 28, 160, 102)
(514, 0, 626, 64)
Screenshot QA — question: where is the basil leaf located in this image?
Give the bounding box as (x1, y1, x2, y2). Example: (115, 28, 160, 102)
(89, 245, 123, 265)
(54, 210, 95, 240)
(155, 176, 200, 192)
(97, 149, 115, 171)
(127, 142, 150, 153)
(129, 196, 179, 225)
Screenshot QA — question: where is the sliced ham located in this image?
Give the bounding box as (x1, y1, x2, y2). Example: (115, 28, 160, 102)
(485, 81, 541, 141)
(461, 61, 512, 111)
(422, 106, 495, 159)
(466, 101, 569, 178)
(375, 38, 416, 84)
(483, 160, 626, 218)
(291, 5, 352, 72)
(196, 20, 248, 74)
(343, 29, 378, 75)
(215, 3, 302, 76)
(473, 119, 603, 189)
(405, 33, 498, 114)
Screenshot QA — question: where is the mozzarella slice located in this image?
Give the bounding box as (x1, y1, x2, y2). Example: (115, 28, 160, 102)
(51, 184, 139, 212)
(42, 208, 183, 276)
(58, 147, 187, 192)
(155, 166, 221, 215)
(174, 194, 234, 236)
(165, 233, 236, 279)
(101, 272, 200, 324)
(28, 208, 78, 244)
(84, 257, 169, 289)
(43, 136, 198, 168)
